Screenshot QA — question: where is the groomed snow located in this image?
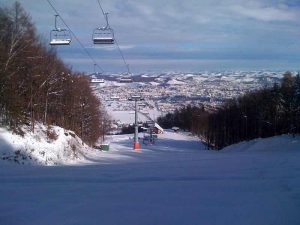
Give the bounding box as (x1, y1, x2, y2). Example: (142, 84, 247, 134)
(0, 129, 300, 225)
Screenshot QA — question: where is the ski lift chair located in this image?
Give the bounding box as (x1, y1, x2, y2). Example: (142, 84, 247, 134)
(93, 27, 114, 44)
(93, 12, 115, 44)
(49, 15, 71, 46)
(50, 28, 71, 45)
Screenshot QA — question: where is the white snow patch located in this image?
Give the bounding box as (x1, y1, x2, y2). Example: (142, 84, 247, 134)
(0, 124, 92, 165)
(167, 79, 186, 85)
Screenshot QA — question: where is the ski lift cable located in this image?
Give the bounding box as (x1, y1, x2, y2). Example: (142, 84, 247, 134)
(96, 0, 131, 75)
(96, 0, 106, 19)
(115, 38, 131, 74)
(96, 0, 110, 30)
(46, 0, 104, 73)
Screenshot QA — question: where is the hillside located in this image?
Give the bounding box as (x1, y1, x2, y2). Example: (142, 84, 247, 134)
(223, 134, 300, 152)
(1, 129, 300, 225)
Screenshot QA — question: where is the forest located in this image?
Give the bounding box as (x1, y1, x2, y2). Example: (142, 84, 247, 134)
(0, 2, 106, 146)
(158, 72, 300, 149)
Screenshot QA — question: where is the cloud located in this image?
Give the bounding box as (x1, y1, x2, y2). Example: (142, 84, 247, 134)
(230, 4, 298, 22)
(4, 0, 300, 72)
(89, 44, 136, 51)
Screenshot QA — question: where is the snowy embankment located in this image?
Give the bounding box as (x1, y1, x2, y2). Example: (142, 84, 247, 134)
(1, 129, 300, 225)
(222, 134, 300, 152)
(0, 124, 92, 165)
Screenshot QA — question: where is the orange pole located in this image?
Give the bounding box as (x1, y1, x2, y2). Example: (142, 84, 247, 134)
(134, 142, 139, 150)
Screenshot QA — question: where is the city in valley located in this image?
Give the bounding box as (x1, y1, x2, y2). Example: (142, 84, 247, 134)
(91, 70, 287, 126)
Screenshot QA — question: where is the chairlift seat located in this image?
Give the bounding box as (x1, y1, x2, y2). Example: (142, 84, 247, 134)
(50, 38, 71, 45)
(93, 37, 114, 44)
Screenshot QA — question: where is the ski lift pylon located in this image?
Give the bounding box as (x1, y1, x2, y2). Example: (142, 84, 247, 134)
(93, 63, 102, 75)
(50, 15, 71, 46)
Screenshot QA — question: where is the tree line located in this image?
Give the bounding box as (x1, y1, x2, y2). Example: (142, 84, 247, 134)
(0, 2, 106, 145)
(157, 72, 300, 150)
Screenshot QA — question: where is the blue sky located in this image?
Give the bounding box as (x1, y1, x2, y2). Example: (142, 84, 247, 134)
(1, 0, 300, 73)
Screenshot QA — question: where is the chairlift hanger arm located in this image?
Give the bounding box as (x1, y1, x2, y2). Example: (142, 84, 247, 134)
(93, 63, 103, 74)
(97, 0, 107, 18)
(54, 14, 59, 30)
(104, 12, 110, 29)
(126, 64, 131, 75)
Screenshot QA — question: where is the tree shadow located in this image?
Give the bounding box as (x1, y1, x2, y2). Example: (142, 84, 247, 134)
(0, 136, 39, 165)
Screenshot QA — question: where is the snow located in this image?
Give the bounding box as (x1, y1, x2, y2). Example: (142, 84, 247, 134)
(146, 108, 163, 120)
(167, 79, 186, 85)
(0, 124, 91, 165)
(107, 110, 136, 124)
(107, 110, 151, 124)
(107, 107, 162, 124)
(149, 81, 160, 86)
(0, 128, 300, 225)
(222, 134, 300, 152)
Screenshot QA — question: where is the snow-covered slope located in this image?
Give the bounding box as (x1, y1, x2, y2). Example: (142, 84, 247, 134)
(0, 124, 92, 165)
(1, 131, 299, 225)
(222, 134, 300, 152)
